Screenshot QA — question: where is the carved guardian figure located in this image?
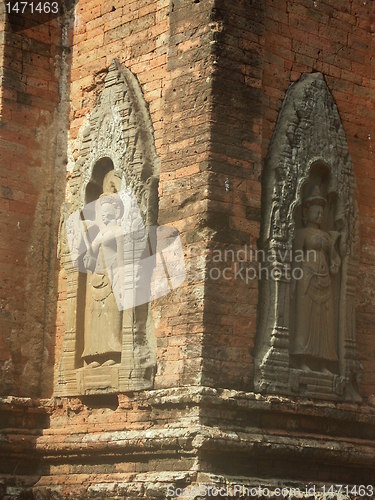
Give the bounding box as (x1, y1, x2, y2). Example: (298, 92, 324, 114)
(81, 175, 124, 367)
(56, 60, 160, 396)
(254, 73, 362, 401)
(292, 186, 340, 372)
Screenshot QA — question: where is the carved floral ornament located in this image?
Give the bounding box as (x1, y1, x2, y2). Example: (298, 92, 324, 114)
(254, 73, 362, 402)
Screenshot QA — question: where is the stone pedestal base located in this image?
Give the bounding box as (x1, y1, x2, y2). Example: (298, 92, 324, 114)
(1, 389, 375, 498)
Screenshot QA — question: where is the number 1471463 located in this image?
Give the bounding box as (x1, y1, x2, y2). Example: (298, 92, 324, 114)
(5, 2, 59, 14)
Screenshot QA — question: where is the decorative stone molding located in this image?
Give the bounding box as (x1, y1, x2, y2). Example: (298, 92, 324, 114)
(4, 389, 375, 497)
(254, 73, 362, 402)
(56, 60, 159, 396)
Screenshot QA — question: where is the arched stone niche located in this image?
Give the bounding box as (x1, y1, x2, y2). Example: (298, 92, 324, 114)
(56, 60, 159, 396)
(254, 73, 362, 402)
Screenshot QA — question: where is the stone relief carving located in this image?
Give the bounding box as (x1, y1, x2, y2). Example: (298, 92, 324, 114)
(56, 60, 160, 396)
(254, 73, 362, 402)
(81, 173, 124, 368)
(291, 185, 340, 372)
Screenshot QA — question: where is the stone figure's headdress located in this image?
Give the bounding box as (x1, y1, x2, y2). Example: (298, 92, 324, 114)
(303, 185, 326, 208)
(99, 187, 124, 217)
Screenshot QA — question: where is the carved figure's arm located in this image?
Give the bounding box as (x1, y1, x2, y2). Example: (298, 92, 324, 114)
(328, 230, 341, 275)
(82, 227, 101, 272)
(291, 229, 305, 294)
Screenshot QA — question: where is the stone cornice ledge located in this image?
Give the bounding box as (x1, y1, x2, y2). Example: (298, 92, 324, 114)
(2, 387, 375, 468)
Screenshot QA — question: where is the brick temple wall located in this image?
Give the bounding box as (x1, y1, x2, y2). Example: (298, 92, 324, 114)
(200, 0, 375, 395)
(260, 0, 375, 397)
(0, 3, 66, 397)
(2, 0, 372, 401)
(54, 0, 218, 395)
(1, 0, 375, 496)
(53, 0, 375, 399)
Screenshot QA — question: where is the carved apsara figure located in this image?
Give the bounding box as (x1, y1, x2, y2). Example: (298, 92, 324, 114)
(292, 186, 340, 372)
(81, 179, 124, 368)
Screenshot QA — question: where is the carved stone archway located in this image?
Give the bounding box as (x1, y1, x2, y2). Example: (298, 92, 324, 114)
(254, 73, 362, 402)
(56, 60, 159, 396)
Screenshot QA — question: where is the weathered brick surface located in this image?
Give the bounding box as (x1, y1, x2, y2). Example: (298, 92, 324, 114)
(53, 0, 217, 395)
(155, 0, 216, 389)
(2, 390, 375, 497)
(192, 0, 375, 396)
(200, 0, 265, 390)
(0, 4, 67, 397)
(2, 0, 375, 496)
